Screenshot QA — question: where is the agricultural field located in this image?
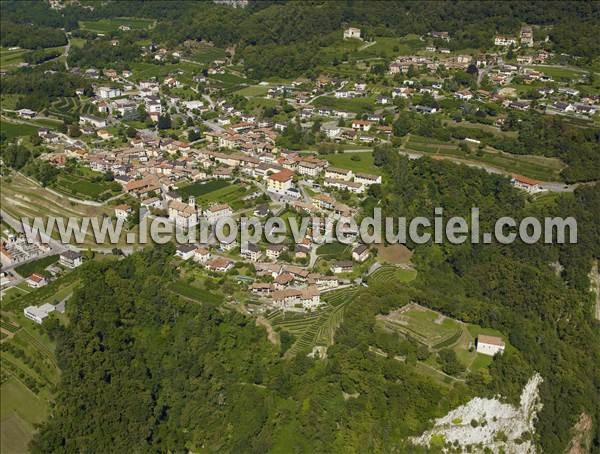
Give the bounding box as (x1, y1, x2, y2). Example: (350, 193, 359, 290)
(404, 134, 565, 181)
(312, 95, 377, 114)
(51, 167, 122, 201)
(268, 286, 360, 357)
(178, 179, 256, 211)
(0, 173, 138, 249)
(0, 47, 29, 71)
(78, 17, 155, 33)
(48, 97, 96, 123)
(14, 255, 59, 278)
(368, 265, 417, 285)
(526, 65, 584, 81)
(324, 151, 381, 175)
(207, 72, 249, 90)
(188, 45, 227, 64)
(377, 303, 505, 381)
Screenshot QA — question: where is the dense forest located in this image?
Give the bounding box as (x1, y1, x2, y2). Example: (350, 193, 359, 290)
(31, 157, 600, 453)
(2, 1, 600, 71)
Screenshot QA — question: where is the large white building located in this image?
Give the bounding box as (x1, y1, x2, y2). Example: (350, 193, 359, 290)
(24, 303, 55, 324)
(97, 86, 122, 99)
(343, 27, 362, 40)
(476, 335, 506, 356)
(79, 114, 107, 129)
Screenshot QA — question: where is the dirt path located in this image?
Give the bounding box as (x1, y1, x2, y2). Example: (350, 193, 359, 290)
(256, 316, 279, 346)
(590, 261, 600, 321)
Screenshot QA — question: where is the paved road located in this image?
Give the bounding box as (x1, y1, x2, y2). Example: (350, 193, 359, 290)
(306, 81, 347, 105)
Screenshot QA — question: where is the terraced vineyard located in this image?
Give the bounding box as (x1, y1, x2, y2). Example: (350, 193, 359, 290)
(48, 97, 96, 122)
(269, 286, 361, 357)
(368, 265, 417, 285)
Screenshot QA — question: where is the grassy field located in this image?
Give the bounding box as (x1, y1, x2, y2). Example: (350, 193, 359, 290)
(1, 378, 49, 453)
(325, 151, 381, 175)
(170, 280, 224, 304)
(178, 179, 230, 198)
(189, 45, 227, 64)
(129, 61, 200, 84)
(377, 303, 460, 347)
(376, 244, 413, 265)
(312, 95, 376, 114)
(404, 135, 565, 181)
(0, 47, 29, 70)
(377, 303, 507, 382)
(527, 65, 583, 81)
(0, 120, 39, 138)
(316, 241, 351, 259)
(207, 72, 248, 89)
(179, 179, 255, 211)
(235, 85, 270, 97)
(14, 255, 59, 278)
(79, 17, 155, 33)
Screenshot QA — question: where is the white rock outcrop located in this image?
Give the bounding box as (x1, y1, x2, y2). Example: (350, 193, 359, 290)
(411, 373, 543, 453)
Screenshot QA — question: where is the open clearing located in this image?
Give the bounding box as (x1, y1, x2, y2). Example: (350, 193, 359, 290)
(78, 17, 155, 33)
(376, 244, 413, 265)
(325, 152, 381, 175)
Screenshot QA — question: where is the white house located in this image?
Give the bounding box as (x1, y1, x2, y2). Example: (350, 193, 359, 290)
(194, 246, 212, 264)
(476, 335, 505, 356)
(354, 172, 381, 186)
(352, 244, 369, 263)
(272, 286, 321, 311)
(114, 204, 132, 220)
(343, 27, 362, 40)
(175, 244, 196, 260)
(26, 273, 47, 288)
(325, 167, 353, 181)
(241, 243, 262, 262)
(79, 114, 107, 129)
(331, 260, 353, 274)
(494, 35, 517, 47)
(511, 175, 543, 194)
(59, 250, 83, 268)
(323, 126, 341, 139)
(97, 86, 122, 99)
(24, 303, 55, 324)
(206, 257, 234, 273)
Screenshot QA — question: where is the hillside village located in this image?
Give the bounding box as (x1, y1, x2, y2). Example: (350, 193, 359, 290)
(1, 2, 600, 453)
(2, 18, 599, 315)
